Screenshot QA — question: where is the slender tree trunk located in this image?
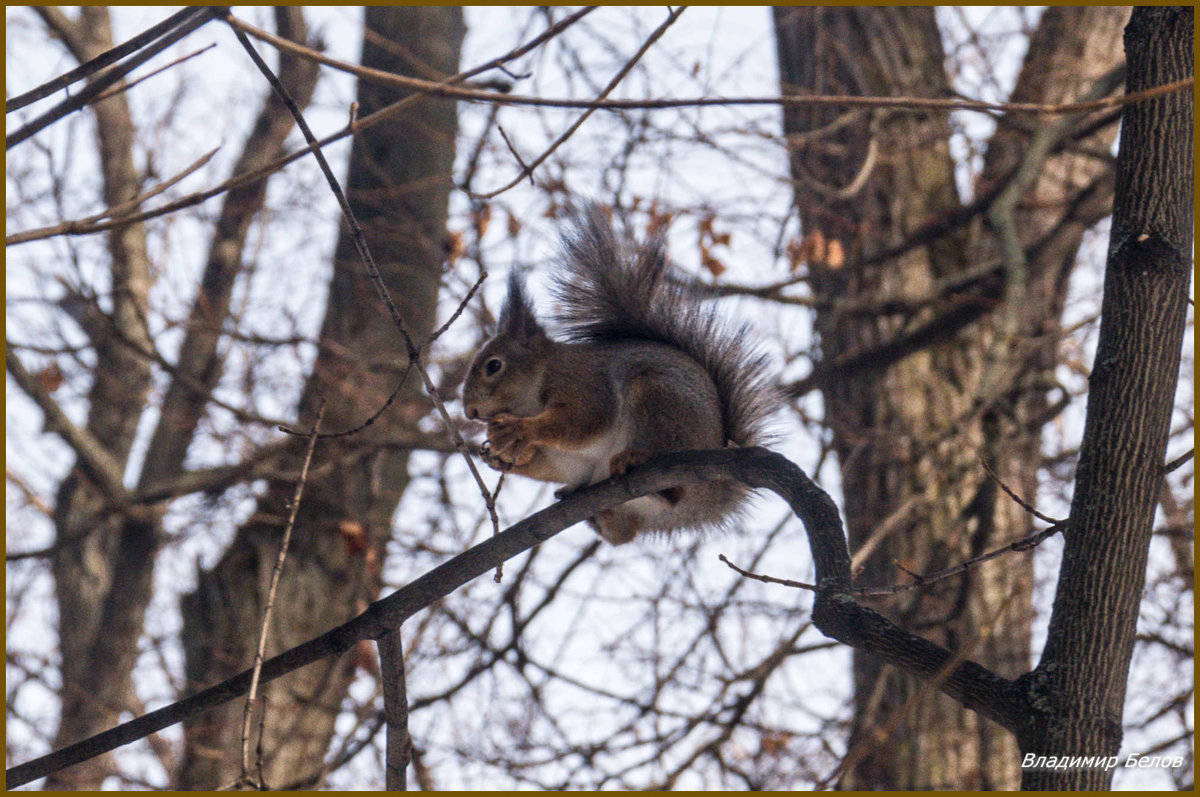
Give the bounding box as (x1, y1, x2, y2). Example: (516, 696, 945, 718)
(38, 8, 157, 789)
(773, 7, 1125, 788)
(177, 7, 463, 789)
(1018, 7, 1193, 789)
(35, 9, 320, 789)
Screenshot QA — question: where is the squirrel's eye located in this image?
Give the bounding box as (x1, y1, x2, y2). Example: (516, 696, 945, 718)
(485, 358, 503, 376)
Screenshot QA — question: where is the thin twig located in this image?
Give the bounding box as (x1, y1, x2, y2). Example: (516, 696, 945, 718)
(850, 494, 927, 574)
(238, 400, 326, 788)
(473, 6, 688, 199)
(7, 146, 220, 245)
(92, 43, 217, 103)
(719, 554, 816, 590)
(7, 9, 598, 248)
(979, 455, 1062, 524)
(494, 127, 534, 187)
(428, 270, 487, 344)
(891, 559, 924, 582)
(854, 522, 1065, 597)
(278, 363, 415, 440)
(723, 521, 1065, 598)
(1163, 449, 1193, 474)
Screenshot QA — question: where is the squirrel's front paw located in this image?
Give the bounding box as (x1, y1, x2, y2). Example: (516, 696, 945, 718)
(488, 414, 535, 466)
(479, 440, 514, 472)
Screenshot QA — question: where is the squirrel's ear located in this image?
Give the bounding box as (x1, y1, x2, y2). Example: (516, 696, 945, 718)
(498, 271, 544, 340)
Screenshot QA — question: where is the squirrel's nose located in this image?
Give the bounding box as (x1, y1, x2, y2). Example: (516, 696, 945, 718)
(465, 404, 479, 420)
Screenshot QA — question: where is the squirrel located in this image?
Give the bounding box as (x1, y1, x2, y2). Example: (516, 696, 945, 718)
(462, 204, 776, 545)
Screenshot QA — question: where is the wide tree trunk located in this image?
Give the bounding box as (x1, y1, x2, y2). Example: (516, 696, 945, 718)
(1018, 7, 1192, 789)
(773, 7, 1126, 788)
(176, 7, 463, 789)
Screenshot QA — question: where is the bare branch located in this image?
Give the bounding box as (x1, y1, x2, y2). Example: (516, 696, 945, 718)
(8, 7, 219, 150)
(13, 12, 1182, 250)
(852, 523, 1065, 598)
(224, 12, 500, 535)
(5, 346, 132, 505)
(238, 400, 326, 789)
(718, 554, 816, 591)
(6, 447, 1034, 789)
(5, 9, 594, 247)
(1164, 449, 1193, 474)
(379, 632, 411, 791)
(228, 11, 1192, 117)
(90, 43, 216, 104)
(7, 146, 220, 246)
(724, 519, 1064, 600)
(8, 7, 200, 111)
(979, 456, 1062, 524)
(472, 6, 687, 199)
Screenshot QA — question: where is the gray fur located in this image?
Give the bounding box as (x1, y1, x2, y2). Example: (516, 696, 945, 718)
(551, 204, 777, 449)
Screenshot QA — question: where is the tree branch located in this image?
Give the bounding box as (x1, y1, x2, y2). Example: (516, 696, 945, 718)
(6, 7, 599, 249)
(228, 11, 1191, 117)
(472, 5, 686, 199)
(5, 347, 132, 505)
(782, 166, 1118, 399)
(136, 5, 320, 496)
(8, 7, 220, 150)
(237, 400, 324, 789)
(8, 7, 200, 111)
(6, 447, 1032, 788)
(379, 631, 411, 791)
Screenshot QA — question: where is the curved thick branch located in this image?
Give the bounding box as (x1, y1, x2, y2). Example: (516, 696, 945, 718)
(5, 447, 1031, 789)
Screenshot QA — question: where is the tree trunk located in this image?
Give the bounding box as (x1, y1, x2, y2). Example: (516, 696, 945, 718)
(177, 7, 463, 789)
(39, 7, 160, 789)
(1018, 7, 1193, 789)
(37, 9, 320, 789)
(773, 7, 1125, 788)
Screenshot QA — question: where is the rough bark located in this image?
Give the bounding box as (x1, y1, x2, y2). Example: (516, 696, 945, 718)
(1017, 7, 1192, 789)
(773, 7, 1126, 789)
(176, 7, 463, 789)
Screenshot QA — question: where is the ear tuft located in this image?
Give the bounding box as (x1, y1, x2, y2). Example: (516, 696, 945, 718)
(498, 270, 544, 340)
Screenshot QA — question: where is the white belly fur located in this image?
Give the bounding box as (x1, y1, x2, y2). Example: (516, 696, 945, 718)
(543, 428, 630, 488)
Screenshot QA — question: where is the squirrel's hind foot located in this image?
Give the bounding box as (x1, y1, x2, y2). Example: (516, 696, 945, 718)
(610, 448, 684, 506)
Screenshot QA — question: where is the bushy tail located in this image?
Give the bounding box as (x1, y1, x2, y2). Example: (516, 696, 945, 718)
(551, 204, 777, 448)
